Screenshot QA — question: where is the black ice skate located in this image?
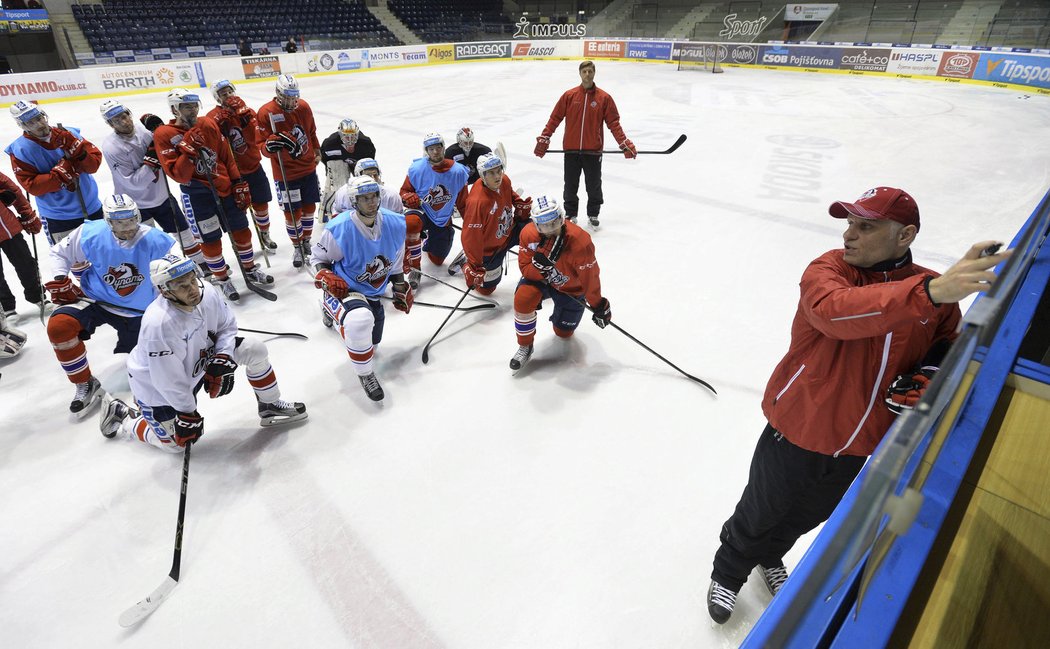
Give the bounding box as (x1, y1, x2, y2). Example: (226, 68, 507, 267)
(100, 396, 136, 439)
(258, 229, 278, 252)
(509, 344, 533, 371)
(358, 372, 384, 401)
(70, 376, 103, 418)
(447, 250, 467, 276)
(587, 215, 600, 228)
(258, 399, 308, 427)
(760, 564, 789, 597)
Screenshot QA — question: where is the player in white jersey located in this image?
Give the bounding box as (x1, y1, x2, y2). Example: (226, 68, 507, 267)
(44, 194, 179, 417)
(311, 175, 412, 402)
(99, 255, 307, 450)
(98, 99, 206, 271)
(329, 158, 403, 217)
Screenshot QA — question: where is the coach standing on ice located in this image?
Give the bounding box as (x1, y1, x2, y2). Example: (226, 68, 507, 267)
(533, 60, 635, 229)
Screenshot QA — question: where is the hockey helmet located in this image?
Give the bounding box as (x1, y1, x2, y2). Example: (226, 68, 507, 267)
(338, 118, 360, 146)
(422, 132, 444, 152)
(99, 99, 131, 123)
(150, 254, 200, 294)
(167, 88, 202, 116)
(210, 79, 236, 104)
(102, 194, 142, 238)
(347, 175, 381, 212)
(275, 74, 300, 110)
(477, 152, 503, 175)
(456, 127, 475, 151)
(530, 195, 563, 225)
(354, 157, 381, 181)
(9, 99, 46, 129)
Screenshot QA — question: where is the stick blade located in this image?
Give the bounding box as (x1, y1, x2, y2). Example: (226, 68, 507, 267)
(118, 576, 178, 627)
(665, 134, 687, 154)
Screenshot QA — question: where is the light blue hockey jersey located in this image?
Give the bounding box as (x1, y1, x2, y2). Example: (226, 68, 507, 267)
(406, 158, 468, 227)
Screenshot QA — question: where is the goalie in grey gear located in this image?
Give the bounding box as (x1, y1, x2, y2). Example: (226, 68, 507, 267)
(319, 118, 378, 222)
(99, 255, 307, 449)
(0, 310, 27, 358)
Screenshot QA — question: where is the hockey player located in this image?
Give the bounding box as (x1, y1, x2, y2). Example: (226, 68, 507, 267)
(443, 127, 492, 185)
(0, 169, 46, 317)
(98, 99, 206, 271)
(100, 255, 307, 450)
(0, 309, 27, 358)
(257, 74, 322, 268)
(400, 133, 469, 285)
(534, 60, 636, 228)
(510, 195, 611, 370)
(206, 79, 277, 252)
(5, 99, 105, 243)
(448, 153, 531, 295)
(319, 118, 378, 222)
(312, 175, 412, 402)
(153, 88, 272, 302)
(45, 194, 179, 417)
(329, 158, 403, 217)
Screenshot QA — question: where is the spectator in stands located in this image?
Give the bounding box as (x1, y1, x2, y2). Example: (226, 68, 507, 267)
(533, 60, 635, 229)
(239, 39, 252, 57)
(284, 37, 298, 54)
(705, 186, 1011, 625)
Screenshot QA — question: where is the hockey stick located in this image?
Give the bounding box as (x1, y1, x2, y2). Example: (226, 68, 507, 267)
(30, 233, 48, 324)
(55, 123, 90, 218)
(225, 141, 270, 268)
(202, 173, 277, 302)
(572, 295, 716, 394)
(267, 113, 309, 270)
(421, 287, 474, 364)
(118, 442, 191, 627)
(547, 134, 687, 156)
(418, 270, 499, 305)
(378, 295, 494, 312)
(237, 327, 307, 340)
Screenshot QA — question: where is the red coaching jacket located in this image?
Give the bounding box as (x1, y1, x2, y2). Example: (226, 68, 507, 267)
(540, 84, 628, 153)
(0, 172, 34, 243)
(761, 250, 961, 457)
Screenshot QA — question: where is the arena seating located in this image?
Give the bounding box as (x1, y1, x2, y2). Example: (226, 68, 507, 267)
(387, 0, 510, 43)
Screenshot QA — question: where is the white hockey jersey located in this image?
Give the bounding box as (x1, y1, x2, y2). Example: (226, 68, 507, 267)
(102, 122, 171, 210)
(330, 184, 403, 218)
(127, 283, 237, 413)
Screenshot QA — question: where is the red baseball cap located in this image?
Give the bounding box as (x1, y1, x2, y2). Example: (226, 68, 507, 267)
(829, 187, 920, 230)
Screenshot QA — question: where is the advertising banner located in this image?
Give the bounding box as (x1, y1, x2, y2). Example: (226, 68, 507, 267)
(838, 47, 890, 72)
(512, 42, 558, 58)
(784, 4, 838, 21)
(673, 42, 760, 65)
(583, 40, 626, 58)
(454, 41, 510, 61)
(626, 40, 673, 61)
(759, 44, 838, 68)
(1, 8, 51, 32)
(362, 46, 427, 68)
(242, 55, 282, 79)
(0, 70, 88, 100)
(305, 50, 361, 72)
(91, 61, 202, 93)
(886, 50, 941, 75)
(937, 51, 979, 79)
(973, 53, 1050, 88)
(427, 44, 455, 64)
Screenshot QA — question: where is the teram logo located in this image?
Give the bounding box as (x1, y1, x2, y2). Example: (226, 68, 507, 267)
(513, 42, 556, 57)
(102, 263, 145, 296)
(513, 16, 585, 39)
(356, 255, 393, 288)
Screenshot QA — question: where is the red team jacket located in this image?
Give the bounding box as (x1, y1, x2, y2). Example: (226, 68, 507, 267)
(540, 84, 628, 152)
(9, 132, 103, 196)
(0, 172, 34, 243)
(761, 250, 961, 457)
(518, 220, 603, 307)
(460, 174, 529, 265)
(256, 99, 320, 182)
(207, 104, 263, 175)
(154, 116, 241, 196)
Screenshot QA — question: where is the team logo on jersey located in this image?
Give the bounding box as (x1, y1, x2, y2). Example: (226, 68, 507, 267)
(192, 346, 216, 377)
(194, 147, 218, 176)
(102, 262, 145, 296)
(356, 255, 393, 288)
(228, 127, 247, 155)
(496, 206, 513, 239)
(422, 184, 453, 211)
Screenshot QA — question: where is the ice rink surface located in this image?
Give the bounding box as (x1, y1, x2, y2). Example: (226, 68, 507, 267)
(2, 59, 1049, 649)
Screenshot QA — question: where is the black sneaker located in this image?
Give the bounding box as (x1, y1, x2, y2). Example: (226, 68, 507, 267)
(760, 564, 788, 596)
(707, 580, 737, 624)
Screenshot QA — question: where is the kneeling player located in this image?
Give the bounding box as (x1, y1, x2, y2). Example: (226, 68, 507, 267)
(312, 176, 412, 402)
(99, 255, 306, 450)
(511, 195, 612, 370)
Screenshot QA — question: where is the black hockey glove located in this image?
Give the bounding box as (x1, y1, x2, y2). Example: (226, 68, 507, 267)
(204, 353, 238, 398)
(590, 298, 612, 329)
(174, 410, 204, 446)
(531, 251, 559, 283)
(140, 113, 164, 133)
(885, 366, 937, 415)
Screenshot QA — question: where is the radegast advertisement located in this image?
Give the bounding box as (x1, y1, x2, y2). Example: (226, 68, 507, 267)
(454, 42, 510, 61)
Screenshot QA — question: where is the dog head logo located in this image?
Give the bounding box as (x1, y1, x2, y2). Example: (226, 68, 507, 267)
(102, 262, 145, 297)
(356, 255, 392, 288)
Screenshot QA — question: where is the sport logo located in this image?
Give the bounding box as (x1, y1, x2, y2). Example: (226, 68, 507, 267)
(423, 184, 453, 211)
(356, 255, 392, 288)
(103, 262, 145, 296)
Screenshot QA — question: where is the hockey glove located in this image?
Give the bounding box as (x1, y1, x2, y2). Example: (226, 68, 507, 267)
(463, 263, 486, 290)
(531, 251, 559, 283)
(314, 269, 349, 299)
(174, 410, 204, 446)
(534, 135, 550, 158)
(204, 353, 238, 398)
(44, 276, 85, 305)
(886, 366, 937, 415)
(140, 113, 164, 133)
(0, 189, 15, 206)
(224, 96, 253, 122)
(590, 297, 612, 329)
(392, 280, 414, 314)
(265, 132, 298, 155)
(50, 127, 82, 156)
(620, 139, 637, 159)
(513, 196, 533, 220)
(19, 210, 41, 235)
(176, 128, 206, 158)
(402, 191, 422, 209)
(51, 158, 79, 192)
(232, 178, 251, 211)
(143, 142, 161, 174)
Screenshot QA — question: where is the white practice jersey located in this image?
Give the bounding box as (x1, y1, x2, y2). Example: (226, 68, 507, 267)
(330, 184, 403, 217)
(101, 122, 169, 210)
(127, 283, 237, 413)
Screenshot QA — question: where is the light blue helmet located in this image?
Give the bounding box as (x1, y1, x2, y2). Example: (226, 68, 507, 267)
(530, 195, 563, 225)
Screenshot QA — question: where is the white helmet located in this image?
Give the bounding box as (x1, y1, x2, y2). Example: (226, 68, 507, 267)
(102, 194, 141, 233)
(530, 195, 563, 225)
(476, 152, 503, 175)
(354, 157, 381, 180)
(456, 127, 475, 151)
(338, 118, 359, 146)
(347, 175, 381, 211)
(149, 254, 200, 294)
(275, 74, 300, 110)
(210, 79, 236, 104)
(422, 132, 444, 151)
(10, 99, 45, 128)
(167, 88, 202, 115)
(99, 99, 130, 123)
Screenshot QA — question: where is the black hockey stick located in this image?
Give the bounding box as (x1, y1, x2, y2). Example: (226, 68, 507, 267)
(238, 327, 308, 340)
(378, 295, 494, 312)
(202, 173, 277, 301)
(118, 442, 192, 627)
(267, 113, 309, 270)
(419, 269, 499, 305)
(421, 287, 474, 364)
(25, 188, 48, 323)
(547, 134, 687, 156)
